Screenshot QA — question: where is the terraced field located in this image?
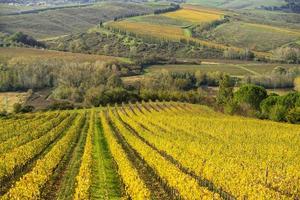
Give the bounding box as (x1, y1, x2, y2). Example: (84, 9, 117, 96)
(0, 102, 299, 199)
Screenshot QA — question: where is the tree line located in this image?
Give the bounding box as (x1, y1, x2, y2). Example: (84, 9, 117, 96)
(1, 59, 299, 124)
(217, 75, 300, 123)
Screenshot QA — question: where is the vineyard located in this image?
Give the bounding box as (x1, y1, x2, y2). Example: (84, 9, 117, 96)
(106, 8, 271, 59)
(0, 102, 299, 199)
(0, 47, 127, 64)
(162, 8, 223, 23)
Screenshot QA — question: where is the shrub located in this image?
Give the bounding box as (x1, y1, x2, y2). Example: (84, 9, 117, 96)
(234, 84, 268, 110)
(269, 104, 287, 122)
(224, 100, 238, 115)
(6, 32, 45, 47)
(278, 92, 300, 110)
(47, 102, 74, 110)
(217, 74, 234, 106)
(20, 105, 35, 113)
(286, 108, 300, 124)
(13, 103, 22, 113)
(0, 110, 8, 117)
(260, 94, 279, 118)
(272, 47, 300, 64)
(294, 77, 300, 91)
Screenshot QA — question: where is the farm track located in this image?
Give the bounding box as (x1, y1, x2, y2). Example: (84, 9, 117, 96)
(117, 108, 236, 200)
(42, 113, 88, 200)
(0, 114, 77, 196)
(235, 65, 260, 75)
(90, 115, 122, 199)
(106, 111, 179, 200)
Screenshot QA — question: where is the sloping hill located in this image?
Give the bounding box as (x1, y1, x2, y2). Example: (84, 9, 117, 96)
(0, 2, 168, 39)
(186, 0, 285, 9)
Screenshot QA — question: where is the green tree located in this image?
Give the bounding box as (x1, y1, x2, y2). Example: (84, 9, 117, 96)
(234, 84, 267, 110)
(260, 94, 279, 118)
(217, 74, 234, 105)
(13, 103, 22, 113)
(286, 108, 300, 124)
(107, 74, 123, 88)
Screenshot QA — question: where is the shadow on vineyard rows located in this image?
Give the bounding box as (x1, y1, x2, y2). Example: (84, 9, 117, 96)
(0, 114, 76, 196)
(106, 110, 180, 200)
(0, 102, 299, 199)
(118, 106, 236, 200)
(42, 113, 88, 200)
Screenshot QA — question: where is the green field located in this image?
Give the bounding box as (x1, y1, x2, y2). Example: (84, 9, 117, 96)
(0, 4, 47, 15)
(204, 21, 300, 52)
(235, 9, 300, 30)
(145, 60, 298, 76)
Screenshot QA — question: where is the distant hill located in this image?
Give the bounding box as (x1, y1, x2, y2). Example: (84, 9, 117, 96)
(0, 2, 169, 39)
(185, 0, 286, 9)
(0, 0, 94, 4)
(262, 0, 300, 13)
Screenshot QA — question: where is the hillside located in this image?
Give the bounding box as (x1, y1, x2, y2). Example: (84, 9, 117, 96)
(0, 102, 299, 199)
(0, 2, 170, 39)
(0, 47, 126, 63)
(97, 5, 299, 60)
(186, 0, 286, 9)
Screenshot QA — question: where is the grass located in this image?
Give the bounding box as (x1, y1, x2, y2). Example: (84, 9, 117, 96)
(0, 92, 28, 112)
(0, 47, 128, 64)
(91, 116, 122, 199)
(146, 64, 253, 76)
(235, 9, 300, 30)
(51, 115, 88, 200)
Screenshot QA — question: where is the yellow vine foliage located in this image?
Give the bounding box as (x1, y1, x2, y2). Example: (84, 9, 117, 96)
(2, 113, 86, 200)
(100, 111, 151, 199)
(74, 111, 94, 200)
(163, 8, 222, 23)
